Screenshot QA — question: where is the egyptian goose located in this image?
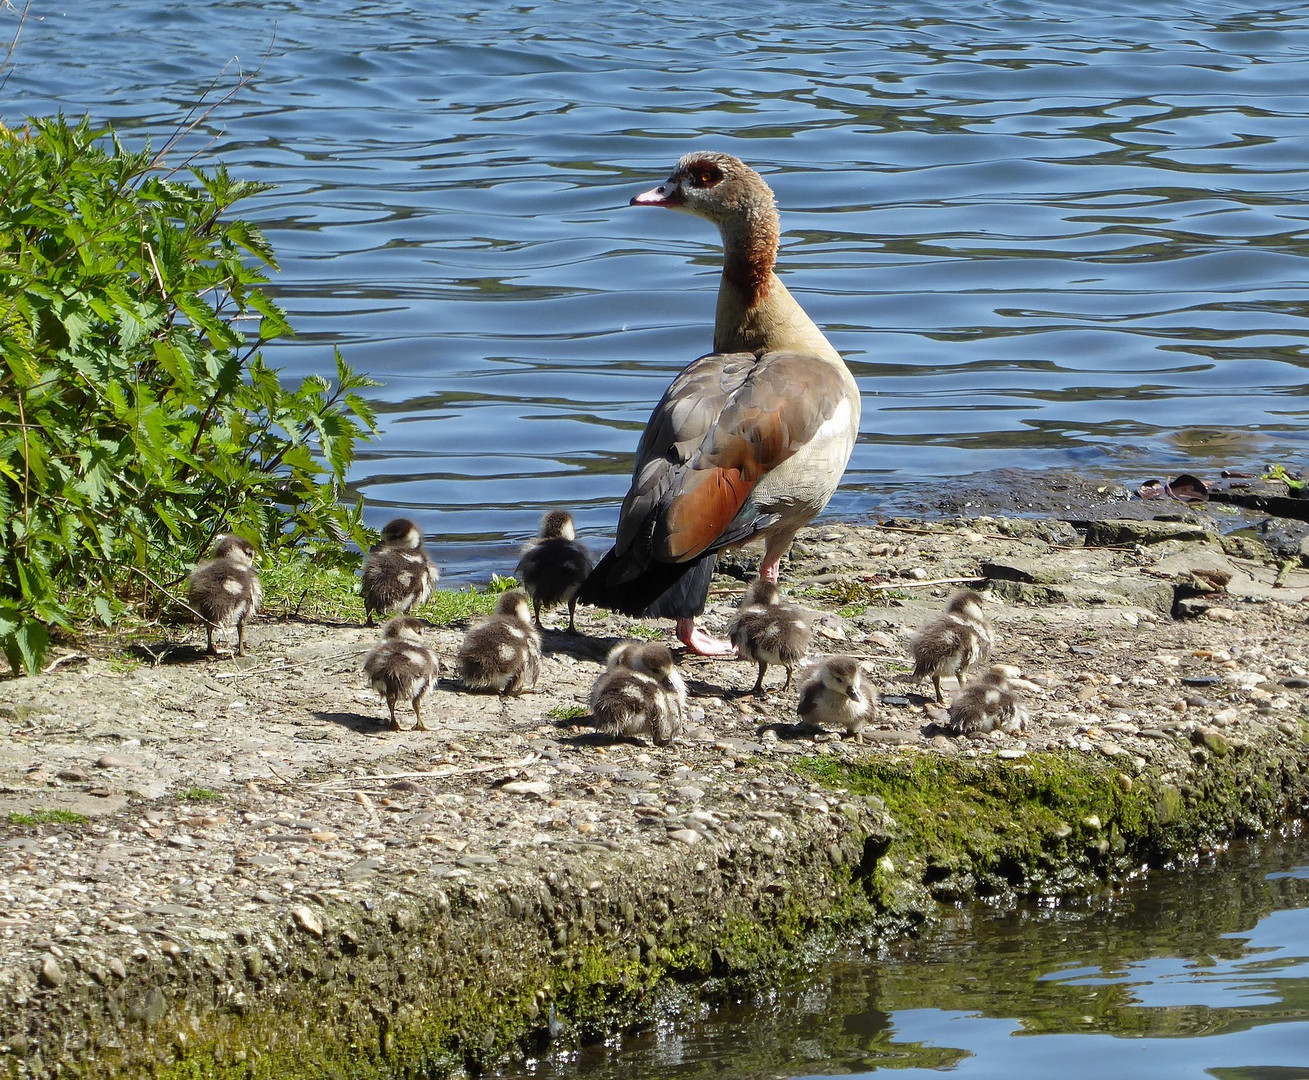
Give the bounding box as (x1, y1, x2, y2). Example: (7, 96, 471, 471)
(515, 510, 594, 633)
(187, 534, 261, 656)
(727, 579, 812, 694)
(361, 517, 439, 626)
(588, 640, 685, 746)
(363, 615, 440, 731)
(796, 655, 873, 742)
(945, 666, 1026, 736)
(456, 589, 542, 695)
(579, 152, 862, 655)
(911, 589, 993, 704)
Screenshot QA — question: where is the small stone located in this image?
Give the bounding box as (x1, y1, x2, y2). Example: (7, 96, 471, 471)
(38, 956, 64, 988)
(1191, 726, 1231, 757)
(667, 829, 700, 847)
(1204, 607, 1237, 623)
(499, 780, 551, 797)
(290, 905, 323, 938)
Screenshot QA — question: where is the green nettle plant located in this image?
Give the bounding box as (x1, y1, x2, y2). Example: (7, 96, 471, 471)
(0, 115, 379, 674)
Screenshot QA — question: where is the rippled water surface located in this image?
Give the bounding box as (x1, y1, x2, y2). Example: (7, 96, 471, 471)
(510, 835, 1309, 1080)
(4, 0, 1309, 576)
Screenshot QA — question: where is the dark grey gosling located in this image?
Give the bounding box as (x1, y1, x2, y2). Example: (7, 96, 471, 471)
(588, 641, 685, 746)
(515, 509, 594, 633)
(945, 666, 1027, 736)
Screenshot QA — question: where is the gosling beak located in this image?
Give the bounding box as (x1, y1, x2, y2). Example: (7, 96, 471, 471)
(846, 686, 863, 702)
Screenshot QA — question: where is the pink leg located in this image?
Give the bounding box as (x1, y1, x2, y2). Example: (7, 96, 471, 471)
(758, 557, 781, 583)
(675, 617, 738, 658)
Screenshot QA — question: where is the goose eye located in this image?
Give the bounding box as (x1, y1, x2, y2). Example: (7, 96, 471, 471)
(687, 164, 723, 188)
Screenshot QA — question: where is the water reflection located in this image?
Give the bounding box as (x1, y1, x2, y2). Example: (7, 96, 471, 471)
(3, 1, 1309, 577)
(507, 836, 1309, 1079)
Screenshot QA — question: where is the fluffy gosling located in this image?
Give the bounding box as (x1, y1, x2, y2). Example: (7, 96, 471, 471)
(588, 641, 685, 746)
(361, 517, 439, 626)
(363, 615, 440, 732)
(727, 579, 812, 694)
(187, 534, 261, 657)
(456, 589, 541, 695)
(797, 655, 873, 742)
(911, 589, 993, 703)
(515, 510, 594, 633)
(946, 666, 1026, 736)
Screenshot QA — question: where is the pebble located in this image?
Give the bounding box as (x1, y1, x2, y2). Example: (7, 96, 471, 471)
(499, 780, 551, 797)
(290, 906, 323, 938)
(38, 956, 64, 988)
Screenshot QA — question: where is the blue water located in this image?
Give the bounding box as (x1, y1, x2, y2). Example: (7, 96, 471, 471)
(3, 1, 1308, 580)
(510, 834, 1309, 1079)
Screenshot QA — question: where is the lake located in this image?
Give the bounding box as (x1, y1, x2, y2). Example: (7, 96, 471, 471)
(505, 832, 1309, 1080)
(4, 0, 1308, 579)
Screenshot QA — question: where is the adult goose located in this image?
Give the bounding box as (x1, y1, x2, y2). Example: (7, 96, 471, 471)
(580, 152, 861, 655)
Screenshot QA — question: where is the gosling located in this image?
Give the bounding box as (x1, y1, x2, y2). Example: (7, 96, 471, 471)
(727, 579, 812, 694)
(187, 534, 261, 657)
(911, 589, 993, 703)
(946, 666, 1027, 736)
(588, 641, 685, 746)
(456, 589, 541, 695)
(361, 517, 439, 626)
(515, 510, 594, 632)
(797, 655, 873, 742)
(363, 615, 440, 732)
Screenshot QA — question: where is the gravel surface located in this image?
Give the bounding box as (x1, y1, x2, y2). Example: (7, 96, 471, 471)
(2, 507, 1308, 1073)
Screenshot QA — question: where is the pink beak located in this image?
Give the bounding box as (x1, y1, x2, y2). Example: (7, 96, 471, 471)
(630, 178, 684, 208)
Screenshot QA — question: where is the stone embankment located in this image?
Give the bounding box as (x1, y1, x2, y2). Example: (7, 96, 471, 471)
(2, 508, 1308, 1077)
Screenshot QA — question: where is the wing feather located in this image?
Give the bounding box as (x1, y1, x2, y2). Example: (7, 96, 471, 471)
(584, 349, 848, 616)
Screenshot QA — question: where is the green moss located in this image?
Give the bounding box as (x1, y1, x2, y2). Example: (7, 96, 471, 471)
(800, 753, 1181, 900)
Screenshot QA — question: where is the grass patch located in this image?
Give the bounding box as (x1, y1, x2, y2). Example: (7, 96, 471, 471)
(177, 787, 224, 803)
(8, 808, 90, 826)
(423, 586, 501, 626)
(624, 623, 662, 641)
(260, 548, 365, 623)
(548, 704, 588, 721)
(260, 549, 507, 628)
(487, 573, 520, 594)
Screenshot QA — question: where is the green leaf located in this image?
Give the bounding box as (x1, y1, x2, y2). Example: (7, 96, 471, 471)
(2, 617, 51, 676)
